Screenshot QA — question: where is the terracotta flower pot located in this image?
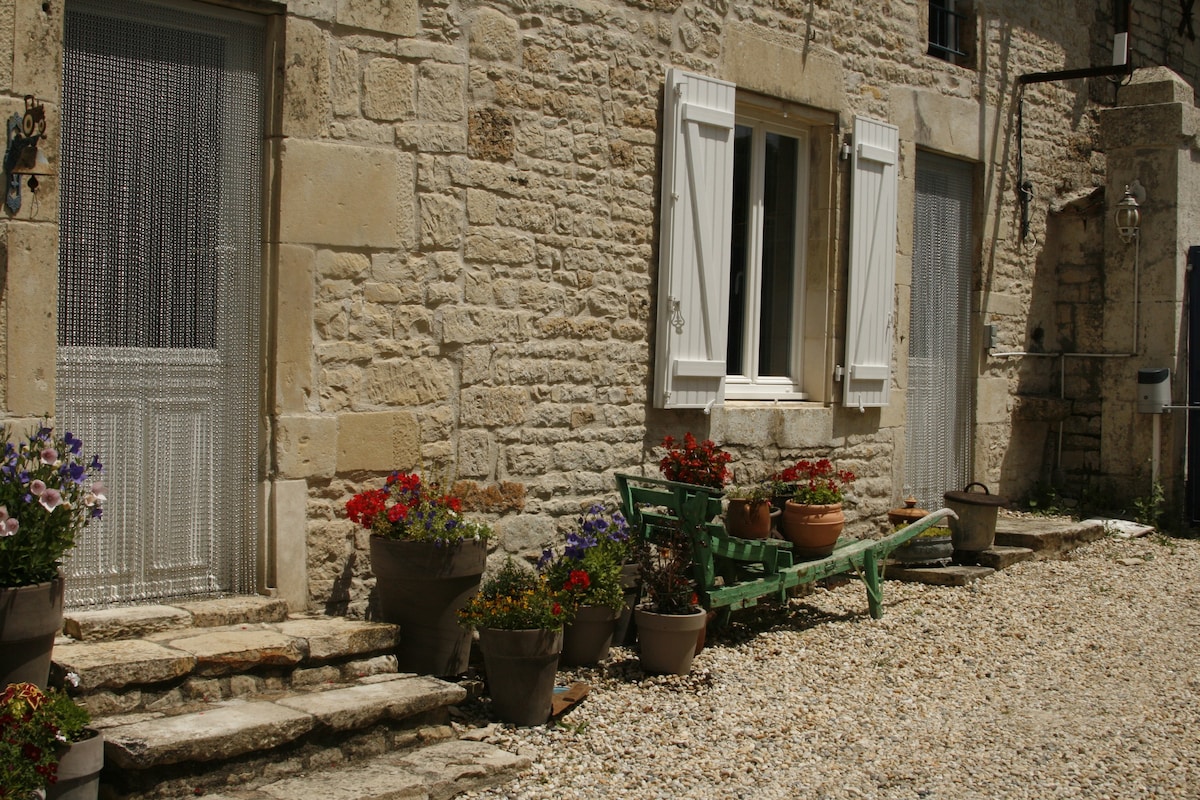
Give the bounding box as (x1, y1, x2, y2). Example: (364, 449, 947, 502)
(634, 606, 708, 675)
(478, 627, 563, 726)
(780, 501, 845, 559)
(0, 576, 65, 689)
(369, 537, 487, 677)
(561, 605, 617, 667)
(724, 498, 773, 539)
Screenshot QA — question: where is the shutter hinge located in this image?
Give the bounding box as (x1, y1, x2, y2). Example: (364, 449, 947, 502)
(834, 365, 845, 382)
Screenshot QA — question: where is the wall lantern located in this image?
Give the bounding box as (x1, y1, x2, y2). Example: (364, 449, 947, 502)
(1115, 184, 1141, 244)
(4, 95, 52, 213)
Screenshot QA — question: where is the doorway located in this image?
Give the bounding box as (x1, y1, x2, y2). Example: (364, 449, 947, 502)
(905, 152, 975, 509)
(56, 0, 265, 606)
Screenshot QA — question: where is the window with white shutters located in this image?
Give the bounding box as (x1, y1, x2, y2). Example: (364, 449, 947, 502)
(655, 70, 899, 412)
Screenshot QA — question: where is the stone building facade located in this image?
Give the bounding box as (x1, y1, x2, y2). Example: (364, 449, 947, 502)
(2, 0, 1199, 614)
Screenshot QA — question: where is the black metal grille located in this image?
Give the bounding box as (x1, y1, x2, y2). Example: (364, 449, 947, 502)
(928, 0, 968, 60)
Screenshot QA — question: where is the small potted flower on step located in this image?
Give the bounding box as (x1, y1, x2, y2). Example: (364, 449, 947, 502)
(0, 681, 103, 800)
(345, 471, 494, 677)
(0, 423, 105, 689)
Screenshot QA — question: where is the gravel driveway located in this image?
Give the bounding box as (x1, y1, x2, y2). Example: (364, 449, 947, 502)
(458, 532, 1200, 800)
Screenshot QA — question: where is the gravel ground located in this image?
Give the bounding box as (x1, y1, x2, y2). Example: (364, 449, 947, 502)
(455, 532, 1200, 800)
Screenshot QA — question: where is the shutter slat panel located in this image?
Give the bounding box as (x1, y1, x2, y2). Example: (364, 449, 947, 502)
(844, 116, 900, 408)
(653, 69, 736, 409)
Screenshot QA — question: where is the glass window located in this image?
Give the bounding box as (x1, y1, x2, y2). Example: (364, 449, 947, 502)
(928, 0, 974, 67)
(726, 114, 807, 398)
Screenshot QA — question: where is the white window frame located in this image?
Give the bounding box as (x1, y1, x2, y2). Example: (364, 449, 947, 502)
(723, 107, 811, 401)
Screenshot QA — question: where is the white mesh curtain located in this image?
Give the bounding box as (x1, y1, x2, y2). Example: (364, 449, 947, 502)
(56, 0, 263, 607)
(905, 152, 974, 510)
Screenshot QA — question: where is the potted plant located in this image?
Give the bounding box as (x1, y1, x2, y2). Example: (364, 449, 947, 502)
(632, 518, 707, 675)
(346, 471, 493, 677)
(775, 458, 856, 558)
(1, 681, 103, 800)
(458, 558, 568, 726)
(537, 504, 629, 666)
(723, 482, 777, 539)
(0, 424, 105, 688)
(656, 433, 732, 490)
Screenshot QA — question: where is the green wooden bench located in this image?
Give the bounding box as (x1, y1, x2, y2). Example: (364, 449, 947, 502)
(614, 472, 957, 622)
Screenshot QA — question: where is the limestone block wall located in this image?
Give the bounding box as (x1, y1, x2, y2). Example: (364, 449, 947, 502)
(266, 0, 1198, 614)
(1, 0, 62, 420)
(4, 1, 1200, 614)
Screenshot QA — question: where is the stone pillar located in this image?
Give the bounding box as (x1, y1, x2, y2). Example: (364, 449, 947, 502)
(1098, 67, 1199, 513)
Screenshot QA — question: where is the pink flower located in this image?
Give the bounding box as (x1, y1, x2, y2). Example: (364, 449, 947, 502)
(84, 482, 107, 507)
(2, 517, 18, 536)
(28, 479, 46, 496)
(40, 447, 58, 465)
(38, 488, 63, 512)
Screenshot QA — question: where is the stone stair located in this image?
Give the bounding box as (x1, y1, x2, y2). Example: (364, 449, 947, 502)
(51, 596, 526, 800)
(884, 514, 1152, 586)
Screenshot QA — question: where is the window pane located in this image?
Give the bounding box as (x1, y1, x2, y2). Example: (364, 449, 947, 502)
(727, 124, 753, 376)
(758, 131, 798, 377)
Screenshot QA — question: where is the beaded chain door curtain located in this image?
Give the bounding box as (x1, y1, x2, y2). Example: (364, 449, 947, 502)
(905, 152, 975, 511)
(56, 0, 264, 607)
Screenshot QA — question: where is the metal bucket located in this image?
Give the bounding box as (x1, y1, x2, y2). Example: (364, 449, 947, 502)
(943, 482, 1006, 556)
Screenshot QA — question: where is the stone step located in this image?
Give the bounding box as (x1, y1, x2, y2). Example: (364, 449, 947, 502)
(53, 614, 401, 715)
(63, 595, 291, 642)
(47, 598, 522, 799)
(975, 544, 1035, 569)
(174, 739, 530, 800)
(93, 673, 505, 799)
(993, 515, 1110, 556)
(885, 563, 995, 586)
(97, 674, 466, 769)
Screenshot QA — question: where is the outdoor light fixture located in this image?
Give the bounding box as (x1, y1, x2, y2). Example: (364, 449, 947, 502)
(1115, 184, 1141, 244)
(3, 95, 52, 213)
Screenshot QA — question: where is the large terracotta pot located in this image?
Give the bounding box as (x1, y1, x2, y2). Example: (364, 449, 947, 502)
(724, 498, 773, 539)
(477, 627, 563, 726)
(780, 502, 845, 559)
(369, 537, 487, 677)
(561, 605, 617, 667)
(634, 606, 708, 675)
(0, 576, 65, 689)
(47, 729, 104, 800)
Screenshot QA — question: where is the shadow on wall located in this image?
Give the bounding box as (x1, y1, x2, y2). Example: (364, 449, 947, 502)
(1001, 189, 1106, 505)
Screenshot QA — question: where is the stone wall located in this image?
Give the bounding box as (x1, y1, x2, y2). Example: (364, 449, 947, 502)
(273, 0, 1195, 615)
(5, 1, 1200, 614)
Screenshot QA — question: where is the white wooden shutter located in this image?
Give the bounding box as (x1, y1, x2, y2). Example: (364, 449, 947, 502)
(653, 69, 736, 410)
(843, 116, 900, 409)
